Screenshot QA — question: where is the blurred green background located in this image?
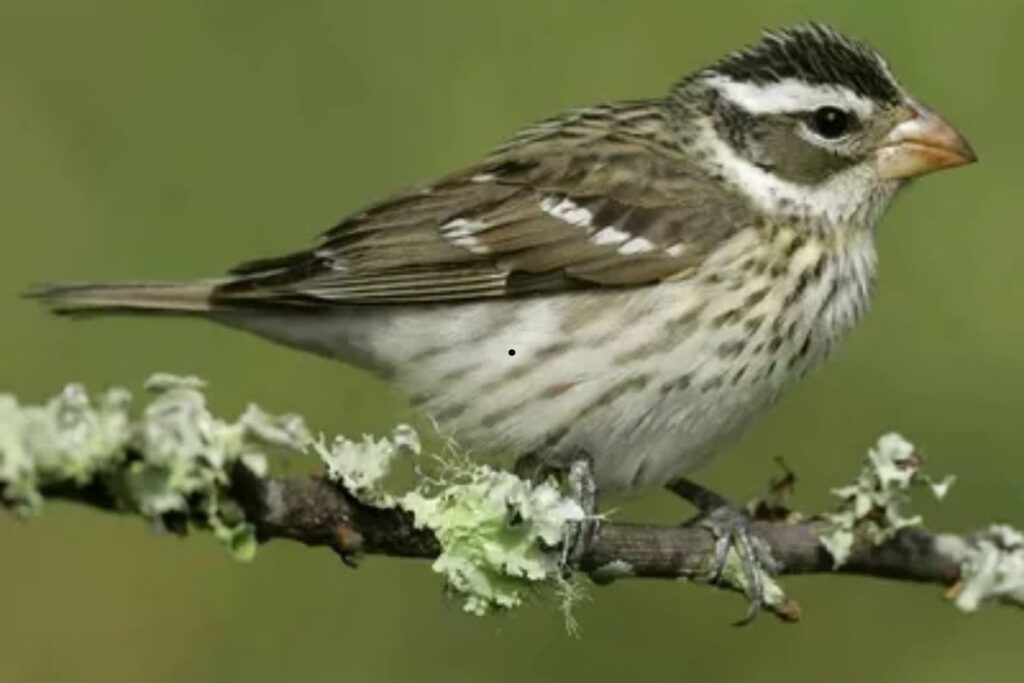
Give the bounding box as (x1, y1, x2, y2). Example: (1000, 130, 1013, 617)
(0, 1, 1020, 681)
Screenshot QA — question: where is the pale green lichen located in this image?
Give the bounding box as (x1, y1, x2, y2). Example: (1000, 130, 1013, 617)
(821, 433, 954, 567)
(0, 384, 133, 511)
(315, 424, 420, 507)
(0, 375, 310, 560)
(400, 464, 585, 615)
(936, 525, 1024, 612)
(402, 453, 589, 616)
(5, 377, 589, 618)
(319, 439, 586, 616)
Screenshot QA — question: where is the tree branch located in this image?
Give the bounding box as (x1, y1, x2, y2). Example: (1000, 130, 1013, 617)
(39, 466, 971, 621)
(7, 377, 1022, 622)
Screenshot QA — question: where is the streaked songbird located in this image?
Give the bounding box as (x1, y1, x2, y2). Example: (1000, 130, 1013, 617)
(33, 23, 976, 605)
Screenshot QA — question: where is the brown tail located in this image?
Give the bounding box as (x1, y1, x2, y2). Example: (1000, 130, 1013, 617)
(27, 280, 223, 317)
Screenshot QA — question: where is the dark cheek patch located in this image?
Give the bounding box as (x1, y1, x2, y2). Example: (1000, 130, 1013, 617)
(712, 103, 868, 187)
(757, 121, 859, 185)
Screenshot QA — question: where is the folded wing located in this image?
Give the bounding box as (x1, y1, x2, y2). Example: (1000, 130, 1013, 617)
(216, 102, 757, 306)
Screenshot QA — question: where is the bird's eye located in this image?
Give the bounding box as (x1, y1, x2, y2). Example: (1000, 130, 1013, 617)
(810, 107, 852, 139)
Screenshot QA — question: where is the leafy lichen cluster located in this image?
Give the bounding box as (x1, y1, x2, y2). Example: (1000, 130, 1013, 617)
(316, 436, 586, 616)
(0, 374, 309, 560)
(315, 424, 421, 508)
(400, 462, 585, 616)
(937, 525, 1024, 612)
(1, 376, 586, 617)
(820, 433, 954, 567)
(0, 382, 131, 511)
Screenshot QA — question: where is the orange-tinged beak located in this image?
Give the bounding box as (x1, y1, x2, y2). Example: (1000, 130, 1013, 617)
(876, 104, 977, 180)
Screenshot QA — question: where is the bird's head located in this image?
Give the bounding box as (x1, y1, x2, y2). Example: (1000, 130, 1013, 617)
(676, 23, 976, 228)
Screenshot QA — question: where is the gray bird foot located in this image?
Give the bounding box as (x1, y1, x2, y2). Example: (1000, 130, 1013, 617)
(668, 478, 779, 625)
(514, 451, 599, 572)
(560, 454, 599, 571)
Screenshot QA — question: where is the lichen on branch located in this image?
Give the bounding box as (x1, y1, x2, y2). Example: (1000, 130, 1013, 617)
(3, 376, 1023, 624)
(1, 376, 588, 616)
(820, 433, 955, 567)
(0, 374, 309, 559)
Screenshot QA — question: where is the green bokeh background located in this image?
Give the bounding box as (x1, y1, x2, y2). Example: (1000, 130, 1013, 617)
(1, 2, 1020, 681)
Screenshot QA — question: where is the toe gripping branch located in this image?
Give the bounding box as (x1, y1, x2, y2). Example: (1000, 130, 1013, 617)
(513, 450, 600, 572)
(562, 453, 600, 571)
(669, 478, 790, 625)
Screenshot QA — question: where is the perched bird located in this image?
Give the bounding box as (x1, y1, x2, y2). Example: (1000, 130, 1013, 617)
(35, 24, 974, 503)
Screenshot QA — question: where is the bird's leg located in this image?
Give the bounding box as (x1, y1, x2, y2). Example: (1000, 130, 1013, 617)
(667, 478, 778, 624)
(562, 453, 599, 569)
(514, 450, 599, 571)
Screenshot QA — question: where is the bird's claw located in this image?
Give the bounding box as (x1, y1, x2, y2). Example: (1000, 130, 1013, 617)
(561, 454, 599, 572)
(700, 505, 778, 625)
(670, 478, 780, 624)
(514, 450, 600, 572)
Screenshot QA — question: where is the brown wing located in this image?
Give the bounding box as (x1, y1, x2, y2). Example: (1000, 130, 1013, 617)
(215, 101, 758, 306)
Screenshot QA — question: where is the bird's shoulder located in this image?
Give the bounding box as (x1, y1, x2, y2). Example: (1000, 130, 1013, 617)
(217, 100, 763, 305)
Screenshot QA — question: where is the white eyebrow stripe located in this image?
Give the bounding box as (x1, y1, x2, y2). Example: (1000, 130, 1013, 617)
(705, 75, 876, 120)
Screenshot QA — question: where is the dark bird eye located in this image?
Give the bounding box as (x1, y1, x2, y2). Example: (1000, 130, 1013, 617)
(810, 107, 852, 139)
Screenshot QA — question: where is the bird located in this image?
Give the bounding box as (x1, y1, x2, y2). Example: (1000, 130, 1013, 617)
(33, 23, 975, 515)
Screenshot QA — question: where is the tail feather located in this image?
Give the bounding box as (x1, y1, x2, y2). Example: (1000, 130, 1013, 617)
(27, 280, 221, 317)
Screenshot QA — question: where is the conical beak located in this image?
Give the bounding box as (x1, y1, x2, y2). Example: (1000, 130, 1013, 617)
(876, 103, 977, 180)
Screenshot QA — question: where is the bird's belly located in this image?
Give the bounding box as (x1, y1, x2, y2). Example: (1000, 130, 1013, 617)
(226, 231, 874, 494)
(379, 270, 857, 493)
(390, 297, 783, 491)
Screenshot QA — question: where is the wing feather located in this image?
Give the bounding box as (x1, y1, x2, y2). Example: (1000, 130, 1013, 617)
(215, 102, 757, 306)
